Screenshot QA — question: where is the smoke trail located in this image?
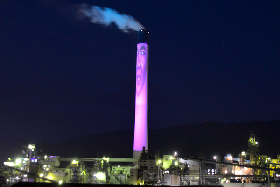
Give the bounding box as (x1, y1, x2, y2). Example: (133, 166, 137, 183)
(79, 4, 145, 32)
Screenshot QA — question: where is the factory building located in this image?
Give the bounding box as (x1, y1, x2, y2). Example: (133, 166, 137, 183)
(1, 133, 280, 186)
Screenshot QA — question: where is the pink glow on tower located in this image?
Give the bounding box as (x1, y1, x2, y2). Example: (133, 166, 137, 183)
(133, 29, 149, 158)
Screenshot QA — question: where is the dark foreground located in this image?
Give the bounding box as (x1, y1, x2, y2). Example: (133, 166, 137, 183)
(11, 182, 224, 187)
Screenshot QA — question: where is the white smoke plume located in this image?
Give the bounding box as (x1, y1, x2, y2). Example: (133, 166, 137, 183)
(79, 4, 145, 32)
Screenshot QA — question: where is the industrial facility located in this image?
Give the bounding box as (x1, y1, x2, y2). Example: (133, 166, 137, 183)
(1, 30, 280, 187)
(1, 133, 280, 186)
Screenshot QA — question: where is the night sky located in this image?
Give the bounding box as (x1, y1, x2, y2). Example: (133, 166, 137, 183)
(1, 0, 279, 143)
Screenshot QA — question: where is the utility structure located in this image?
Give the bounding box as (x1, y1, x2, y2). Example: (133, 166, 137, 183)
(247, 131, 259, 165)
(133, 29, 149, 159)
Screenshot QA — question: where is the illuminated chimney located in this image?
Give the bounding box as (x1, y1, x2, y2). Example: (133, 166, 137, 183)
(133, 29, 149, 158)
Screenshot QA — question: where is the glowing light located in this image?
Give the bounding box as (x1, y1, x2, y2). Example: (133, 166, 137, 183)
(175, 162, 178, 166)
(15, 159, 21, 165)
(72, 160, 78, 165)
(235, 170, 242, 175)
(40, 174, 43, 177)
(4, 162, 14, 166)
(174, 152, 177, 156)
(158, 160, 161, 164)
(213, 156, 217, 160)
(242, 151, 246, 156)
(59, 180, 63, 185)
(133, 40, 149, 157)
(28, 144, 35, 151)
(96, 172, 105, 180)
(30, 158, 37, 163)
(103, 157, 109, 162)
(226, 154, 233, 160)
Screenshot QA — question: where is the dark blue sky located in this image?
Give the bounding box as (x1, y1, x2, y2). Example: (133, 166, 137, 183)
(1, 0, 279, 143)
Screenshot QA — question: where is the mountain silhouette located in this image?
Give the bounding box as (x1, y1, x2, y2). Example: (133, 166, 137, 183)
(1, 120, 279, 164)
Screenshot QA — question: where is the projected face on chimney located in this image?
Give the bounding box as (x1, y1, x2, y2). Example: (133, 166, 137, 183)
(136, 43, 148, 96)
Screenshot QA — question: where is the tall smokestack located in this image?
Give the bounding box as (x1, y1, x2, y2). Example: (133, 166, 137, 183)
(133, 29, 149, 159)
